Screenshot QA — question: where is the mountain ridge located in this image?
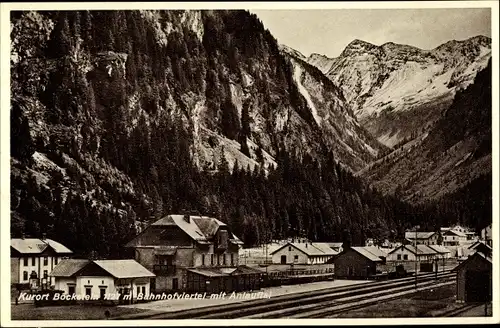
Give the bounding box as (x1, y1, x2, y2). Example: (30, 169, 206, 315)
(305, 34, 491, 148)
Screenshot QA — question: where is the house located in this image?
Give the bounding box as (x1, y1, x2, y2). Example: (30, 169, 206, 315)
(480, 224, 492, 246)
(50, 259, 155, 301)
(465, 241, 492, 258)
(427, 245, 452, 259)
(270, 241, 339, 265)
(387, 244, 438, 262)
(404, 231, 439, 245)
(11, 236, 73, 289)
(330, 246, 386, 279)
(125, 214, 249, 293)
(453, 251, 492, 303)
(441, 225, 468, 234)
(442, 229, 467, 246)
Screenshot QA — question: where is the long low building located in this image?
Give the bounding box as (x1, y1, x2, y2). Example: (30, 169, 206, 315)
(185, 265, 263, 294)
(50, 259, 155, 301)
(387, 244, 441, 262)
(270, 242, 339, 265)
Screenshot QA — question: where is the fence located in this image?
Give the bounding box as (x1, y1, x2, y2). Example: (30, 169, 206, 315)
(263, 267, 335, 287)
(381, 258, 459, 273)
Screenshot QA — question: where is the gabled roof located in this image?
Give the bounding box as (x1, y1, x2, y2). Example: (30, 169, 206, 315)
(270, 242, 338, 257)
(443, 229, 466, 237)
(127, 214, 243, 247)
(93, 260, 155, 279)
(452, 251, 492, 272)
(427, 244, 451, 254)
(350, 247, 384, 262)
(468, 240, 492, 251)
(50, 259, 155, 279)
(389, 244, 438, 255)
(404, 232, 436, 240)
(50, 259, 90, 277)
(363, 246, 388, 258)
(11, 238, 72, 254)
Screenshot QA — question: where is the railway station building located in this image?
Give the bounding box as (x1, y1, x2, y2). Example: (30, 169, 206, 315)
(125, 214, 265, 294)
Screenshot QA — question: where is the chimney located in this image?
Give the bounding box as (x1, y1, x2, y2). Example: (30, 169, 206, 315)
(21, 233, 25, 240)
(42, 233, 46, 241)
(184, 214, 190, 223)
(305, 243, 308, 248)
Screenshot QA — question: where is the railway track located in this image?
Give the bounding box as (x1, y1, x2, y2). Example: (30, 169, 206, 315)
(119, 270, 455, 319)
(441, 303, 488, 317)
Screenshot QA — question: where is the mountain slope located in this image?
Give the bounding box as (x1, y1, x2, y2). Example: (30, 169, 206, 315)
(359, 60, 492, 203)
(280, 45, 386, 170)
(307, 36, 491, 147)
(10, 10, 404, 255)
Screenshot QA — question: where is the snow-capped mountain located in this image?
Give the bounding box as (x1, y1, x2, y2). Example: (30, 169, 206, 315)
(306, 36, 491, 147)
(358, 59, 492, 202)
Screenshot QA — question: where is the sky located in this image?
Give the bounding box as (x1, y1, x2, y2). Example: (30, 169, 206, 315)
(250, 8, 492, 58)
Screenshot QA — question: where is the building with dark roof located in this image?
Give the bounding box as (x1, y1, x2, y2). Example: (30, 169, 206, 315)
(125, 214, 248, 293)
(330, 246, 387, 279)
(10, 237, 73, 289)
(50, 259, 155, 301)
(453, 251, 492, 303)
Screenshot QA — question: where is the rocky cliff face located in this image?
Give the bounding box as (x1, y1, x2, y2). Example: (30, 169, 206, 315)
(307, 36, 491, 147)
(280, 46, 385, 170)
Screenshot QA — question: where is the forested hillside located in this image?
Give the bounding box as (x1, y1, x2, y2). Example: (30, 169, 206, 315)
(10, 10, 491, 258)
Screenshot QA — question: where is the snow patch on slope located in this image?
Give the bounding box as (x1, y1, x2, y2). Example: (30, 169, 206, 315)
(292, 64, 322, 125)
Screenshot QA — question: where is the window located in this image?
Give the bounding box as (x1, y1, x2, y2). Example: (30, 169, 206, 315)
(223, 254, 226, 266)
(294, 255, 299, 262)
(397, 254, 402, 260)
(289, 246, 292, 251)
(100, 288, 106, 300)
(68, 285, 75, 295)
(43, 270, 48, 279)
(23, 271, 28, 281)
(54, 257, 58, 265)
(43, 257, 48, 266)
(141, 286, 146, 295)
(403, 254, 408, 260)
(23, 258, 28, 266)
(32, 257, 36, 266)
(172, 278, 178, 290)
(85, 287, 92, 296)
(231, 253, 234, 266)
(211, 254, 214, 266)
(202, 254, 205, 266)
(137, 286, 140, 296)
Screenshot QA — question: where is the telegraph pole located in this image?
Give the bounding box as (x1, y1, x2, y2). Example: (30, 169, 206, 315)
(414, 225, 420, 289)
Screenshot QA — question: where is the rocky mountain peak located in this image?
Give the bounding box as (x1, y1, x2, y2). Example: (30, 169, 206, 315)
(279, 44, 306, 60)
(340, 39, 379, 56)
(306, 35, 491, 148)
